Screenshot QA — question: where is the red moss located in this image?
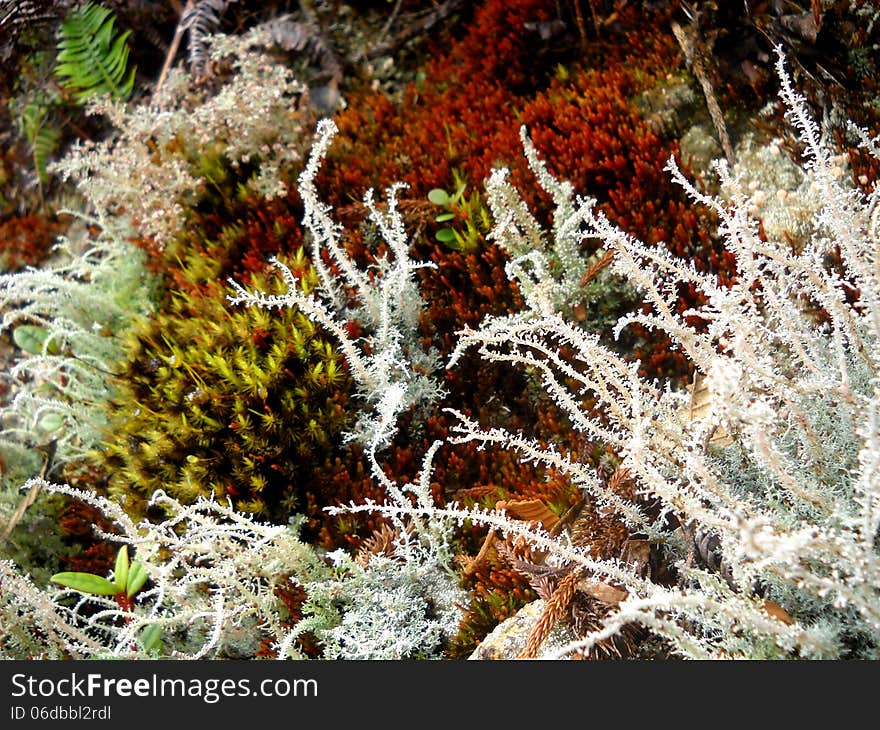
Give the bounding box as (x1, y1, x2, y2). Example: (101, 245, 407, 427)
(320, 0, 563, 208)
(304, 2, 738, 644)
(0, 214, 67, 272)
(55, 500, 117, 577)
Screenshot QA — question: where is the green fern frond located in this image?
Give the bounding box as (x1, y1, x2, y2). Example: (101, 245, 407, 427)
(54, 2, 136, 102)
(32, 124, 60, 185)
(18, 99, 60, 184)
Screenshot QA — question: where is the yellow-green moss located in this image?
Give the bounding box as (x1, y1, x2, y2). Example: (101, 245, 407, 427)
(101, 247, 353, 522)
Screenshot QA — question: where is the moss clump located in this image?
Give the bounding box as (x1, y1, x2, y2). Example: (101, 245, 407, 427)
(101, 247, 353, 522)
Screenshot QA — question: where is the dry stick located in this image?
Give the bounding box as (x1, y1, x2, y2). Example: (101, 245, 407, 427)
(550, 496, 586, 538)
(376, 0, 404, 48)
(462, 528, 497, 576)
(579, 248, 615, 287)
(1, 440, 57, 542)
(155, 0, 195, 98)
(671, 21, 735, 165)
(577, 0, 595, 40)
(365, 0, 467, 59)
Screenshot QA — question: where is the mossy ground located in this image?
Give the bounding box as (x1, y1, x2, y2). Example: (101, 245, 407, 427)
(2, 0, 879, 658)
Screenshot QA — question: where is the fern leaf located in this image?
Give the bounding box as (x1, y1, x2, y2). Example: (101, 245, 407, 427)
(54, 2, 135, 102)
(18, 100, 59, 184)
(260, 16, 343, 82)
(1, 0, 69, 62)
(32, 125, 60, 185)
(181, 0, 238, 75)
(1, 0, 67, 30)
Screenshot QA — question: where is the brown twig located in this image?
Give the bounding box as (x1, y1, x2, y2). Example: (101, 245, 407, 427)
(376, 0, 404, 48)
(578, 0, 596, 39)
(1, 440, 57, 542)
(671, 20, 734, 165)
(155, 0, 194, 98)
(461, 527, 497, 576)
(579, 248, 615, 287)
(362, 0, 467, 60)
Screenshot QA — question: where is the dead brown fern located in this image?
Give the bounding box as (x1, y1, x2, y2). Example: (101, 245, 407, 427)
(460, 466, 654, 658)
(519, 567, 582, 658)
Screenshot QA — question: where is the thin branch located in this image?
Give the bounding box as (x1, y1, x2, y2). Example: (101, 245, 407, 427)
(155, 0, 194, 98)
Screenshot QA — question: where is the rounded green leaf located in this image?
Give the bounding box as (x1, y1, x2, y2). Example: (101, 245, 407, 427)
(434, 212, 456, 222)
(427, 189, 450, 206)
(37, 412, 64, 433)
(139, 624, 163, 654)
(435, 228, 457, 243)
(126, 561, 149, 597)
(13, 325, 59, 355)
(51, 571, 118, 596)
(113, 545, 129, 593)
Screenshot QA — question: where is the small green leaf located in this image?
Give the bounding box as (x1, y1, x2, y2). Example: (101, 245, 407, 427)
(51, 571, 118, 596)
(139, 624, 163, 654)
(435, 228, 457, 243)
(480, 207, 492, 228)
(434, 212, 456, 222)
(113, 545, 129, 593)
(37, 412, 64, 433)
(427, 188, 450, 206)
(13, 325, 59, 355)
(126, 561, 149, 597)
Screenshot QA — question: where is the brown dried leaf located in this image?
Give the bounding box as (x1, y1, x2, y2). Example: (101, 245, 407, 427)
(780, 13, 818, 43)
(1, 440, 55, 542)
(620, 538, 652, 577)
(688, 372, 733, 446)
(1, 479, 42, 542)
(577, 579, 629, 606)
(497, 499, 559, 531)
(763, 599, 795, 626)
(451, 484, 498, 502)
